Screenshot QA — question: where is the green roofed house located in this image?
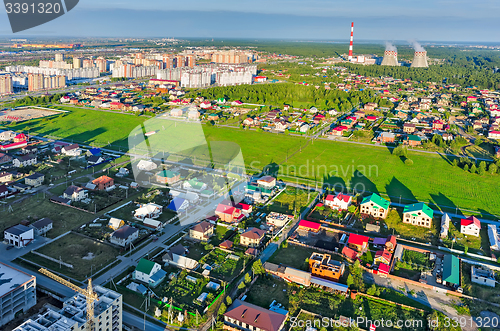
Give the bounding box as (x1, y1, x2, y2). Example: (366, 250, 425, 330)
(183, 178, 207, 192)
(156, 170, 181, 185)
(405, 134, 422, 147)
(442, 255, 460, 287)
(133, 258, 167, 287)
(403, 202, 434, 228)
(360, 193, 390, 219)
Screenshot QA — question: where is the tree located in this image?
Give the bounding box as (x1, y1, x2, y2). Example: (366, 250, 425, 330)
(463, 164, 469, 172)
(238, 281, 246, 290)
(393, 145, 408, 158)
(470, 164, 477, 173)
(367, 284, 377, 296)
(404, 158, 414, 166)
(244, 273, 252, 284)
(489, 163, 498, 174)
(346, 274, 354, 288)
(452, 159, 458, 167)
(464, 246, 469, 254)
(475, 137, 483, 146)
(252, 260, 265, 275)
(479, 161, 487, 174)
(218, 303, 227, 315)
(226, 296, 232, 306)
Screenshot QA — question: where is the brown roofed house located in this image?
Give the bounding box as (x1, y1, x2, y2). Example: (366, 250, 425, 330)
(189, 221, 214, 241)
(240, 227, 266, 247)
(223, 300, 287, 331)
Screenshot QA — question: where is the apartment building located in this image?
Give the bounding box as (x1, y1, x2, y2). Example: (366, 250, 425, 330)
(15, 286, 122, 331)
(308, 252, 345, 281)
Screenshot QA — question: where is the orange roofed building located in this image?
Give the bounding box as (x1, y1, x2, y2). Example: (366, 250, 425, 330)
(309, 252, 345, 281)
(92, 175, 114, 190)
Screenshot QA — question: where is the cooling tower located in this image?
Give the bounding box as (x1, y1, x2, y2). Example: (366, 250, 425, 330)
(411, 51, 428, 68)
(381, 50, 398, 66)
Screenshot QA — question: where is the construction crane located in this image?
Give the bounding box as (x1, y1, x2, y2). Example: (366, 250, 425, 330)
(38, 268, 99, 331)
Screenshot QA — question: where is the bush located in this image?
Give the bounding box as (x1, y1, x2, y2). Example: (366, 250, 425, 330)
(404, 158, 413, 166)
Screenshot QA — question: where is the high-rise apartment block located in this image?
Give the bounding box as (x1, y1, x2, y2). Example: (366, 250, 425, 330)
(0, 74, 13, 95)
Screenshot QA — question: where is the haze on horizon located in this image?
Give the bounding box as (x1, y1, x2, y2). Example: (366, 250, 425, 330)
(0, 0, 499, 42)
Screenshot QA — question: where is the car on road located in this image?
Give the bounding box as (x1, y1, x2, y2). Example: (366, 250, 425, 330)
(6, 245, 14, 250)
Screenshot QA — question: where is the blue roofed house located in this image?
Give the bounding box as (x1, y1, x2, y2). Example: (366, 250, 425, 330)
(133, 259, 167, 287)
(87, 148, 102, 156)
(167, 197, 189, 212)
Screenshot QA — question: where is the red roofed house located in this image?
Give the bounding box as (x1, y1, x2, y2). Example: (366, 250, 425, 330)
(366, 115, 377, 122)
(223, 300, 287, 331)
(298, 220, 321, 233)
(14, 134, 27, 143)
(433, 120, 444, 130)
(348, 233, 369, 253)
(377, 263, 390, 277)
(460, 216, 481, 237)
(324, 192, 352, 210)
(219, 240, 233, 250)
(110, 102, 125, 110)
(240, 228, 266, 247)
(342, 246, 358, 260)
(488, 131, 500, 139)
(331, 126, 349, 136)
(215, 203, 243, 223)
(374, 250, 392, 266)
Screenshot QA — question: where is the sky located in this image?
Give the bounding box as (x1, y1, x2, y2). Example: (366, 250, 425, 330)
(0, 0, 499, 42)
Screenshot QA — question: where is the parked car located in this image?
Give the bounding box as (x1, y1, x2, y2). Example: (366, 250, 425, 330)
(6, 245, 14, 250)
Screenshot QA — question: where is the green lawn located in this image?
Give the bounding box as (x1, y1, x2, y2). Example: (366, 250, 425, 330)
(267, 244, 316, 271)
(25, 233, 120, 281)
(441, 219, 488, 255)
(383, 209, 439, 244)
(263, 187, 318, 216)
(0, 196, 95, 239)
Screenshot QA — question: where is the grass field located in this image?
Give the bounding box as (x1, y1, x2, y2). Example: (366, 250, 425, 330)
(383, 210, 438, 244)
(25, 233, 120, 281)
(441, 219, 489, 255)
(267, 244, 316, 271)
(0, 196, 95, 239)
(8, 107, 500, 215)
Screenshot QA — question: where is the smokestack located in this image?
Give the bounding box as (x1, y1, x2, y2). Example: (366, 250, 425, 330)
(411, 51, 428, 68)
(348, 22, 354, 61)
(381, 43, 398, 66)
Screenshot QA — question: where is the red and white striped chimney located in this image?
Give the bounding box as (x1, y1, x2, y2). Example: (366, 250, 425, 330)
(348, 22, 354, 61)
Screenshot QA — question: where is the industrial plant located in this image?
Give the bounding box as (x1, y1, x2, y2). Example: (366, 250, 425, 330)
(410, 41, 429, 68)
(381, 43, 399, 66)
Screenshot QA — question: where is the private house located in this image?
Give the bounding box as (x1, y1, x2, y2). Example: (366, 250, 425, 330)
(25, 173, 44, 187)
(87, 155, 105, 165)
(324, 192, 352, 210)
(136, 159, 158, 171)
(471, 266, 496, 287)
(162, 244, 199, 270)
(134, 203, 162, 221)
(347, 233, 369, 253)
(223, 300, 287, 331)
(309, 252, 345, 281)
(298, 220, 321, 233)
(183, 178, 207, 192)
(220, 240, 233, 250)
(403, 123, 416, 133)
(402, 202, 434, 228)
(92, 175, 115, 191)
(108, 218, 124, 230)
(61, 144, 81, 156)
(62, 186, 88, 202)
(167, 197, 189, 212)
(378, 132, 396, 144)
(442, 254, 460, 287)
(4, 225, 34, 247)
(0, 172, 12, 183)
(360, 193, 390, 219)
(30, 218, 53, 236)
(0, 130, 16, 141)
(156, 170, 181, 185)
(488, 224, 500, 251)
(460, 216, 481, 237)
(0, 153, 13, 166)
(374, 249, 392, 266)
(441, 213, 451, 238)
(342, 246, 359, 260)
(13, 154, 37, 168)
(385, 235, 397, 253)
(189, 221, 214, 241)
(133, 259, 167, 288)
(110, 225, 139, 247)
(215, 203, 243, 223)
(240, 227, 266, 247)
(266, 212, 292, 227)
(377, 263, 391, 277)
(257, 176, 277, 190)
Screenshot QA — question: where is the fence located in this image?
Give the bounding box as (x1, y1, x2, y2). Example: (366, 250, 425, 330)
(31, 251, 74, 269)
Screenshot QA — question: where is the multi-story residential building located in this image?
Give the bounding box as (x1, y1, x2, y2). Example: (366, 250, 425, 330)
(25, 172, 44, 187)
(155, 170, 181, 185)
(324, 192, 352, 210)
(189, 221, 214, 241)
(14, 286, 122, 331)
(309, 252, 345, 281)
(223, 300, 287, 331)
(30, 218, 53, 236)
(460, 216, 481, 237)
(402, 202, 434, 228)
(63, 185, 88, 202)
(360, 193, 390, 219)
(0, 74, 13, 95)
(110, 225, 139, 247)
(4, 225, 34, 248)
(240, 228, 266, 247)
(347, 233, 369, 253)
(266, 212, 293, 227)
(92, 175, 115, 191)
(0, 262, 36, 327)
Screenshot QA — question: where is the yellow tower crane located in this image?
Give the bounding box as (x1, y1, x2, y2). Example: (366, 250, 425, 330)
(38, 268, 99, 331)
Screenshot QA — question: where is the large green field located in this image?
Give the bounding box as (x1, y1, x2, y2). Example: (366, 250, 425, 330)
(7, 108, 500, 215)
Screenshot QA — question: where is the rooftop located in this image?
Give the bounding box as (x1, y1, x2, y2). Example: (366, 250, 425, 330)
(0, 261, 34, 297)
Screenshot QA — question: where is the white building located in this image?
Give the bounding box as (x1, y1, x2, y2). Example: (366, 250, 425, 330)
(13, 154, 37, 167)
(0, 262, 36, 327)
(14, 286, 122, 331)
(61, 144, 81, 156)
(133, 259, 166, 287)
(460, 216, 481, 237)
(110, 225, 139, 247)
(136, 159, 157, 171)
(63, 186, 88, 202)
(134, 203, 162, 221)
(4, 225, 34, 247)
(324, 192, 352, 210)
(471, 266, 496, 287)
(440, 213, 451, 238)
(266, 212, 292, 227)
(30, 218, 53, 236)
(488, 224, 500, 251)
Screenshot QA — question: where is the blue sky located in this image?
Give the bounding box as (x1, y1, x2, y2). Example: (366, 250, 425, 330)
(0, 0, 499, 42)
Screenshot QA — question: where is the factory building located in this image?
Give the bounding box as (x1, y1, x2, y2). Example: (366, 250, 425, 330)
(14, 286, 122, 331)
(0, 262, 36, 327)
(381, 50, 399, 66)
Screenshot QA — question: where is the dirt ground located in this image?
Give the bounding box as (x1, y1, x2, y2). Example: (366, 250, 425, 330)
(0, 108, 59, 122)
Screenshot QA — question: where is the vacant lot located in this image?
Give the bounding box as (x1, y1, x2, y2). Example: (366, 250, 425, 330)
(267, 244, 317, 271)
(382, 209, 438, 245)
(25, 233, 119, 281)
(0, 196, 95, 239)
